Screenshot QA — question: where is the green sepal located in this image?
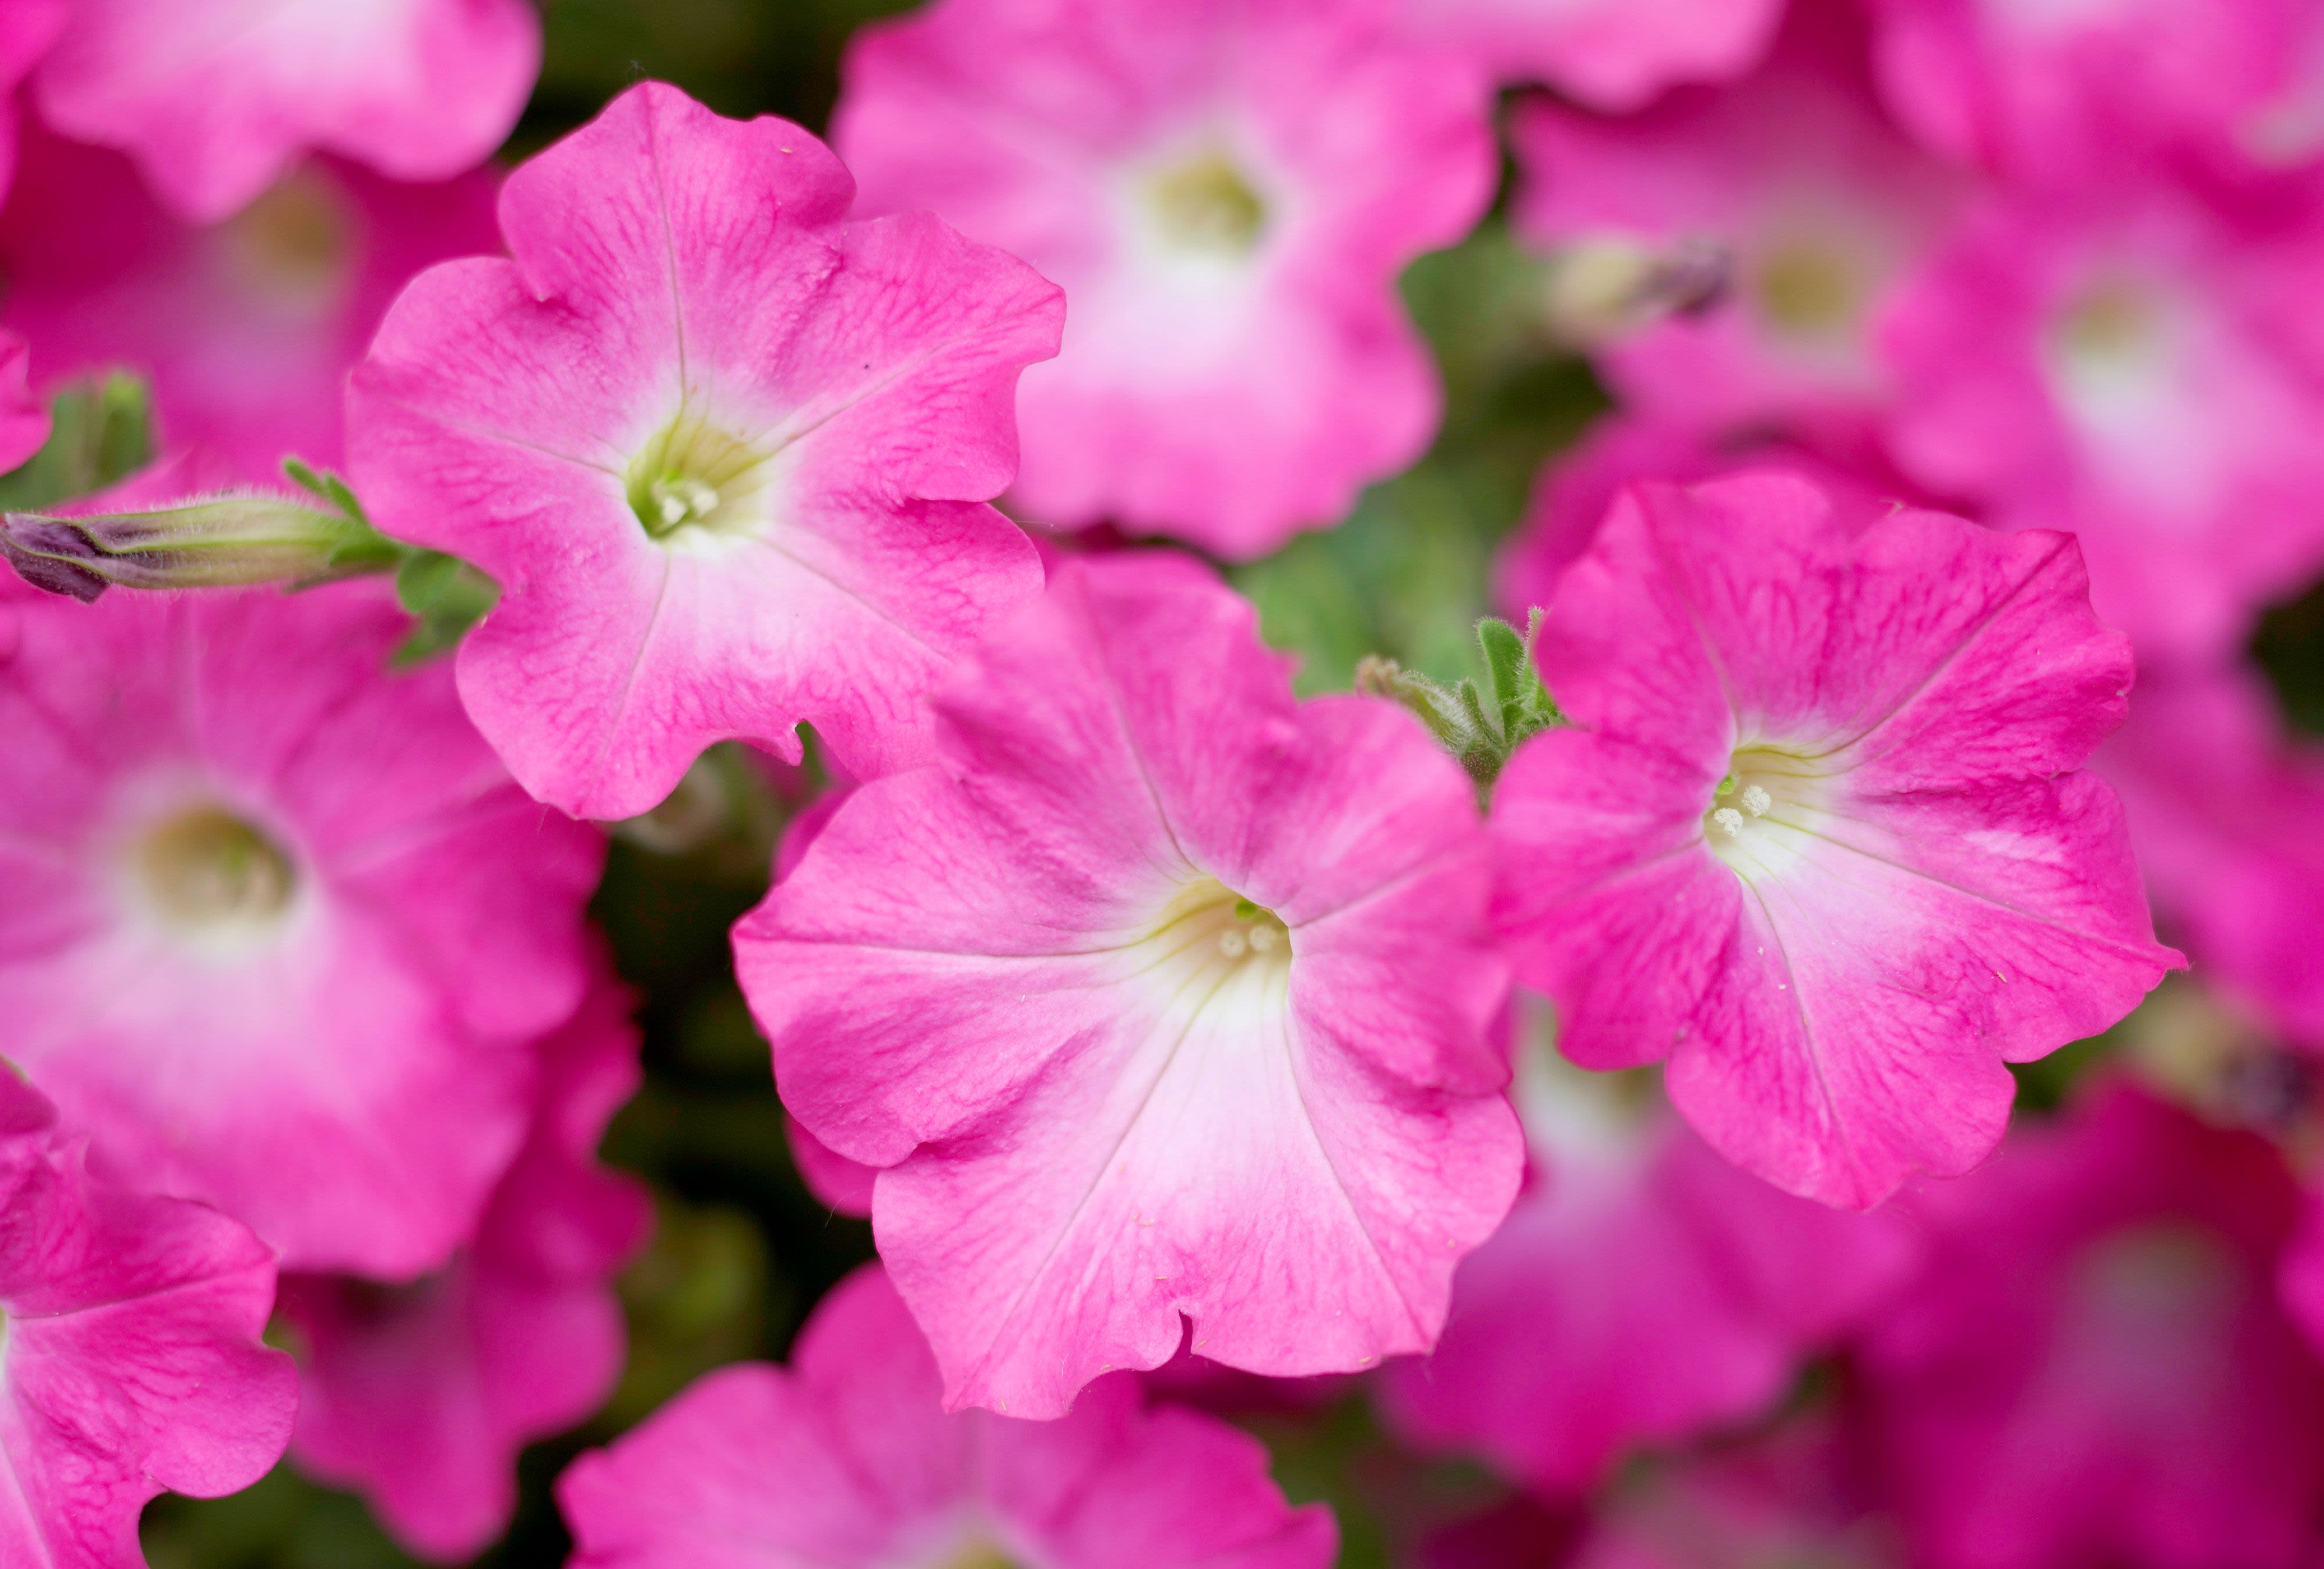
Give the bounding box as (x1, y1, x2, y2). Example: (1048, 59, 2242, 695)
(393, 549, 500, 665)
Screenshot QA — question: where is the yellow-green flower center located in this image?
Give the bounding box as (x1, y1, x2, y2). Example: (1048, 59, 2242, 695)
(1703, 746, 1828, 873)
(1146, 150, 1268, 257)
(1150, 875, 1292, 969)
(1752, 237, 1862, 339)
(138, 806, 296, 927)
(626, 413, 772, 540)
(223, 171, 353, 305)
(941, 1544, 1026, 1569)
(2058, 282, 2154, 365)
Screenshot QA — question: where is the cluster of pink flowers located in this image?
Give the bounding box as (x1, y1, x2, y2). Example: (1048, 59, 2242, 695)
(0, 0, 2318, 1564)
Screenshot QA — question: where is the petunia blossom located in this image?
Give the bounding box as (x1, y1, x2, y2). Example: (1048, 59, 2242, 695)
(0, 1072, 299, 1569)
(349, 81, 1062, 821)
(1512, 0, 1968, 456)
(1493, 471, 2176, 1208)
(30, 0, 539, 223)
(2096, 665, 2324, 1049)
(1395, 0, 1783, 109)
(1865, 0, 2324, 180)
(736, 554, 1522, 1417)
(278, 960, 652, 1563)
(1381, 1019, 1916, 1494)
(0, 580, 603, 1274)
(0, 121, 500, 482)
(834, 0, 1495, 557)
(560, 1262, 1336, 1569)
(1860, 1078, 2324, 1569)
(1880, 178, 2324, 661)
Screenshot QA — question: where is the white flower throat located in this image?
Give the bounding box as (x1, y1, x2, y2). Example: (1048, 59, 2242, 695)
(1703, 746, 1829, 878)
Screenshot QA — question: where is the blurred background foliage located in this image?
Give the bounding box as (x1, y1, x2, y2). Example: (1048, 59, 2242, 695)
(135, 1, 1607, 1565)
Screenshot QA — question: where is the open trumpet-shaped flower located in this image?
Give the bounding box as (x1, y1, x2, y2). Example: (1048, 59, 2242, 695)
(736, 555, 1521, 1418)
(0, 1073, 297, 1569)
(1512, 0, 1970, 454)
(280, 962, 652, 1563)
(1493, 471, 2176, 1208)
(350, 82, 1061, 819)
(0, 123, 501, 482)
(1879, 180, 2324, 661)
(30, 0, 538, 223)
(561, 1263, 1336, 1569)
(0, 581, 602, 1273)
(833, 0, 1494, 557)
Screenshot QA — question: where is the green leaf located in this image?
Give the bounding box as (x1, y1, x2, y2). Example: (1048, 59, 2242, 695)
(1477, 616, 1530, 730)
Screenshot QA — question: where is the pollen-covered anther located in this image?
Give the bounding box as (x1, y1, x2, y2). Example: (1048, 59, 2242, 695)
(650, 477, 720, 530)
(1740, 783, 1773, 817)
(1712, 807, 1745, 839)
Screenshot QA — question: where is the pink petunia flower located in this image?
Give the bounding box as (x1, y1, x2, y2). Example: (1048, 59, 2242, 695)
(0, 1072, 299, 1569)
(1492, 471, 2177, 1208)
(1865, 0, 2324, 180)
(0, 580, 603, 1274)
(833, 0, 1495, 558)
(2096, 666, 2324, 1049)
(30, 0, 538, 223)
(1381, 1022, 1916, 1493)
(736, 554, 1522, 1417)
(560, 1262, 1336, 1569)
(1880, 179, 2324, 661)
(278, 960, 651, 1563)
(1861, 1078, 2324, 1569)
(0, 325, 46, 473)
(349, 81, 1062, 821)
(0, 0, 63, 205)
(1512, 0, 1970, 454)
(0, 121, 501, 482)
(1395, 0, 1784, 109)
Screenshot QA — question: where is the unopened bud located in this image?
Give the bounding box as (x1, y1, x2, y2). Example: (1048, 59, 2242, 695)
(0, 492, 398, 602)
(1542, 237, 1730, 346)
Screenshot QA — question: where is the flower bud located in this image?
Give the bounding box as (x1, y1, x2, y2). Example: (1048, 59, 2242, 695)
(0, 491, 398, 602)
(1541, 236, 1730, 346)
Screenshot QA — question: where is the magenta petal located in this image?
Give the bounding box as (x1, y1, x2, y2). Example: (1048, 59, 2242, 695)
(0, 1119, 295, 1568)
(32, 0, 537, 223)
